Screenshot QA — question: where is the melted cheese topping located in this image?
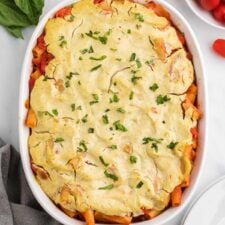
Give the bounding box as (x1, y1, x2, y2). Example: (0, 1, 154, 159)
(29, 0, 196, 217)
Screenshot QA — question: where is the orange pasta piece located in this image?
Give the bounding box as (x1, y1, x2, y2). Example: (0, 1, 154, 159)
(83, 210, 95, 225)
(31, 69, 42, 81)
(176, 29, 186, 46)
(32, 46, 45, 66)
(146, 2, 171, 21)
(55, 7, 72, 18)
(171, 186, 182, 207)
(37, 33, 46, 50)
(186, 84, 197, 104)
(95, 212, 132, 225)
(31, 163, 49, 179)
(25, 109, 37, 128)
(60, 206, 77, 218)
(181, 176, 190, 188)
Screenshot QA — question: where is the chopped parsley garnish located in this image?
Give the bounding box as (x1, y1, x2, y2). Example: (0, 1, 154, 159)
(90, 64, 102, 72)
(104, 170, 118, 181)
(78, 80, 81, 85)
(127, 29, 131, 34)
(79, 56, 83, 60)
(156, 95, 170, 105)
(151, 143, 158, 151)
(77, 140, 88, 152)
(88, 128, 94, 133)
(98, 36, 108, 44)
(131, 71, 142, 85)
(129, 91, 134, 100)
(167, 141, 178, 150)
(99, 156, 109, 166)
(89, 94, 99, 105)
(71, 103, 76, 111)
(116, 58, 122, 61)
(109, 145, 117, 150)
(52, 109, 58, 116)
(117, 108, 125, 113)
(135, 58, 142, 68)
(66, 72, 79, 80)
(77, 105, 82, 110)
(130, 155, 137, 164)
(90, 55, 107, 61)
(85, 30, 111, 45)
(143, 137, 163, 152)
(102, 115, 109, 124)
(58, 35, 67, 48)
(136, 181, 144, 188)
(38, 111, 53, 117)
(105, 109, 110, 113)
(149, 83, 159, 92)
(113, 120, 128, 132)
(65, 80, 70, 88)
(130, 53, 136, 62)
(54, 137, 64, 143)
(80, 45, 94, 54)
(110, 94, 119, 103)
(134, 13, 144, 22)
(110, 48, 117, 52)
(81, 114, 88, 123)
(98, 184, 114, 190)
(68, 15, 75, 22)
(142, 137, 163, 144)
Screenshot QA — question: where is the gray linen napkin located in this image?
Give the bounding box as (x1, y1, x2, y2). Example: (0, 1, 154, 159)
(0, 139, 61, 225)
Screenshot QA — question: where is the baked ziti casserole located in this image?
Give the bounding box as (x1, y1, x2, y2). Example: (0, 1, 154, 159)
(25, 0, 201, 224)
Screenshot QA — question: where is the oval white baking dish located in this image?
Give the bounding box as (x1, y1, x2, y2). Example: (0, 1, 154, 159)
(18, 0, 207, 224)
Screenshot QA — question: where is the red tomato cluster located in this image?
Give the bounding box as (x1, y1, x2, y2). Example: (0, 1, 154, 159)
(199, 0, 225, 22)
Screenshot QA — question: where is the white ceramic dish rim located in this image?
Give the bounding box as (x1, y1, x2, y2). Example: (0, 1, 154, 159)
(185, 0, 225, 30)
(181, 175, 225, 224)
(18, 0, 208, 224)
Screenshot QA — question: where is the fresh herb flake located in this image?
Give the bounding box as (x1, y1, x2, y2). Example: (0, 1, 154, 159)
(90, 55, 107, 61)
(134, 13, 144, 22)
(99, 156, 109, 166)
(117, 108, 126, 113)
(102, 115, 109, 124)
(98, 184, 114, 190)
(104, 170, 118, 181)
(167, 142, 178, 150)
(113, 120, 128, 132)
(130, 155, 137, 164)
(77, 140, 87, 152)
(71, 103, 76, 111)
(149, 83, 159, 92)
(130, 53, 136, 62)
(90, 64, 102, 72)
(88, 128, 94, 133)
(136, 181, 144, 188)
(52, 109, 58, 116)
(55, 137, 64, 143)
(156, 95, 170, 105)
(129, 91, 134, 100)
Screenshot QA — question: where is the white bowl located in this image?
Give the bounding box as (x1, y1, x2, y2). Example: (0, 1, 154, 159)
(186, 0, 225, 30)
(18, 0, 207, 224)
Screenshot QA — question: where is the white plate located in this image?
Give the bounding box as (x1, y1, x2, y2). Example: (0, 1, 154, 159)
(185, 0, 225, 30)
(183, 175, 225, 225)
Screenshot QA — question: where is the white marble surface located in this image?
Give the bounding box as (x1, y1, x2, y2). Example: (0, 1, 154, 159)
(0, 0, 224, 224)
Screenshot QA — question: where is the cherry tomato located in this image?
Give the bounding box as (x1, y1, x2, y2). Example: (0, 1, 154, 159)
(200, 0, 220, 11)
(212, 4, 225, 22)
(213, 39, 225, 57)
(37, 34, 46, 50)
(55, 7, 72, 18)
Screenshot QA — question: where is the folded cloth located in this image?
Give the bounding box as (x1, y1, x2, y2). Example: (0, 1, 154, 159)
(0, 139, 61, 225)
